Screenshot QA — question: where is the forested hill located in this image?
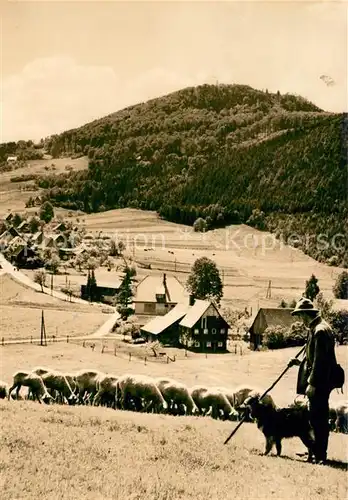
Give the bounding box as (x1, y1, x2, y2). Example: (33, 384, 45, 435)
(39, 84, 347, 266)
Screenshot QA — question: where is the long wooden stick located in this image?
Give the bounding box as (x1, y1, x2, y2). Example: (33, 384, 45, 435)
(223, 344, 306, 445)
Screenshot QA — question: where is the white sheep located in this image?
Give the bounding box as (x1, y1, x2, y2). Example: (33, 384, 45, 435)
(0, 380, 9, 399)
(156, 378, 199, 416)
(8, 371, 53, 404)
(117, 374, 168, 414)
(202, 389, 237, 420)
(40, 370, 77, 405)
(93, 374, 119, 408)
(75, 369, 105, 404)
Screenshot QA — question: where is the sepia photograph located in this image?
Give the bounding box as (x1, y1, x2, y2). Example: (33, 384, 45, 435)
(0, 0, 347, 498)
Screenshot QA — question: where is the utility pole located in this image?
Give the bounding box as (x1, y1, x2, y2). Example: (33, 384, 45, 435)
(51, 274, 53, 296)
(40, 310, 47, 346)
(266, 280, 272, 299)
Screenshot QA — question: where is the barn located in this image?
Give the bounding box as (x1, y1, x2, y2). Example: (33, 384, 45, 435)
(248, 308, 299, 350)
(140, 303, 190, 345)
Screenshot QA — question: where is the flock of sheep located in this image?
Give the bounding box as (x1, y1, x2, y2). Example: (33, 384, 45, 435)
(1, 367, 347, 433)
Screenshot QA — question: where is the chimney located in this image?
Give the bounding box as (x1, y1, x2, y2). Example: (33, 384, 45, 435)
(189, 295, 195, 306)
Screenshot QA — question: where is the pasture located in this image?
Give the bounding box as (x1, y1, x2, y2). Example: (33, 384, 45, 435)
(0, 273, 110, 341)
(69, 208, 343, 311)
(1, 398, 347, 500)
(0, 156, 88, 217)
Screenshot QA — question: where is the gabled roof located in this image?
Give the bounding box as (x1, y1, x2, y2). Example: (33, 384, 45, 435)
(141, 303, 191, 335)
(17, 221, 29, 229)
(250, 308, 298, 331)
(179, 299, 225, 328)
(134, 274, 189, 304)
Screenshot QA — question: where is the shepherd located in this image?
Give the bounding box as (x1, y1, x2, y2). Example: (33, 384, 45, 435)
(287, 297, 344, 465)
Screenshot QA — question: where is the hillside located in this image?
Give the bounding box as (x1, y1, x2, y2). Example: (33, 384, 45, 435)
(25, 84, 348, 266)
(1, 400, 347, 500)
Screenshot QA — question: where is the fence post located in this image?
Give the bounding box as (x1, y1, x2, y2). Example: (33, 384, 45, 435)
(1, 337, 4, 346)
(83, 340, 86, 348)
(144, 357, 147, 365)
(167, 356, 169, 364)
(30, 336, 33, 344)
(234, 344, 237, 354)
(114, 344, 116, 356)
(174, 355, 176, 362)
(240, 346, 243, 356)
(129, 353, 131, 362)
(67, 335, 69, 343)
(101, 345, 105, 354)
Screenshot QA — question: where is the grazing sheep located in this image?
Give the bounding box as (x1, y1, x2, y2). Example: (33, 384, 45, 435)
(202, 389, 237, 420)
(117, 374, 168, 414)
(156, 378, 199, 415)
(190, 386, 209, 415)
(93, 374, 119, 408)
(31, 366, 51, 377)
(40, 371, 77, 405)
(332, 401, 348, 434)
(8, 371, 53, 404)
(64, 373, 78, 395)
(75, 369, 105, 404)
(0, 381, 9, 399)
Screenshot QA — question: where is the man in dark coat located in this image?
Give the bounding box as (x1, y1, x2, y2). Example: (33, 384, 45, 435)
(288, 297, 336, 464)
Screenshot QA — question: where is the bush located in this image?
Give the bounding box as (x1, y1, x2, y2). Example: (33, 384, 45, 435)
(193, 217, 207, 232)
(263, 326, 287, 349)
(333, 271, 348, 299)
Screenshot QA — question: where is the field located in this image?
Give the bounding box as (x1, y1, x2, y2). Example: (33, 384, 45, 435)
(0, 273, 110, 341)
(68, 208, 344, 311)
(1, 337, 347, 499)
(1, 400, 347, 500)
(0, 156, 88, 217)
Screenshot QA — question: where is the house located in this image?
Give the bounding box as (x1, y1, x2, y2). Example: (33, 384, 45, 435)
(133, 273, 189, 316)
(141, 303, 191, 345)
(52, 222, 67, 233)
(5, 213, 13, 222)
(248, 308, 299, 350)
(40, 233, 66, 249)
(179, 299, 230, 352)
(7, 156, 18, 163)
(31, 231, 44, 245)
(17, 220, 30, 233)
(81, 276, 123, 302)
(9, 243, 36, 267)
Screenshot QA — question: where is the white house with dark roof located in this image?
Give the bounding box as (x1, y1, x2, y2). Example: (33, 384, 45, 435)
(134, 273, 189, 316)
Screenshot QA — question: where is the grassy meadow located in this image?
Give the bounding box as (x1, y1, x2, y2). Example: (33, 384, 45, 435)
(0, 273, 110, 341)
(1, 400, 347, 500)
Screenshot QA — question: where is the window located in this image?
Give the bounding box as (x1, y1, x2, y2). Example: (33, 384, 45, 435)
(194, 341, 200, 347)
(218, 342, 223, 347)
(201, 316, 207, 329)
(194, 329, 199, 335)
(220, 328, 225, 334)
(212, 328, 216, 335)
(203, 329, 208, 335)
(206, 341, 211, 348)
(144, 303, 156, 313)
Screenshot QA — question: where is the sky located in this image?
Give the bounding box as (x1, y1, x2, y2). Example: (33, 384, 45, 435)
(1, 0, 347, 142)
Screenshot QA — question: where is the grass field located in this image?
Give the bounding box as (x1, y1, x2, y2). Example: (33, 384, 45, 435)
(1, 399, 347, 500)
(0, 273, 110, 341)
(69, 208, 344, 311)
(0, 156, 88, 217)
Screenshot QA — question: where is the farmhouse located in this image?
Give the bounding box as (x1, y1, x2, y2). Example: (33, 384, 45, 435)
(141, 298, 230, 351)
(0, 229, 20, 246)
(17, 220, 30, 233)
(133, 273, 189, 316)
(52, 222, 67, 233)
(249, 307, 299, 350)
(179, 299, 230, 351)
(141, 303, 190, 345)
(31, 231, 44, 245)
(81, 276, 123, 302)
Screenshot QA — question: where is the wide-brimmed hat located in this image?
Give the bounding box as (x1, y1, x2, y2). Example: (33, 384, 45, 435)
(291, 297, 319, 316)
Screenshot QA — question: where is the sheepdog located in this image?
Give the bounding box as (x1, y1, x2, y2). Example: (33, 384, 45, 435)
(242, 393, 315, 461)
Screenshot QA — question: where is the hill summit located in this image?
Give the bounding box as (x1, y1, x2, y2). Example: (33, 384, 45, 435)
(38, 84, 347, 266)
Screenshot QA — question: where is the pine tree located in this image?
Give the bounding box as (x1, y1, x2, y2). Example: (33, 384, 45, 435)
(85, 270, 91, 301)
(333, 271, 348, 299)
(90, 269, 98, 301)
(304, 274, 320, 301)
(117, 267, 134, 307)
